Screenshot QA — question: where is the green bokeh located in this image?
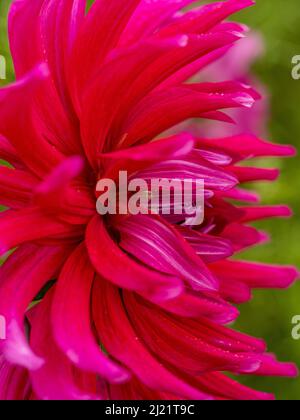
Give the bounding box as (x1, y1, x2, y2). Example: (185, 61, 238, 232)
(0, 0, 300, 400)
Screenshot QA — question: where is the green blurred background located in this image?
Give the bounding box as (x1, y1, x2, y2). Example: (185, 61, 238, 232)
(0, 0, 300, 400)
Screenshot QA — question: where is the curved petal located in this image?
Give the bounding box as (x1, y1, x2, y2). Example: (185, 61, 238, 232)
(51, 243, 129, 383)
(8, 0, 45, 77)
(81, 31, 242, 166)
(117, 215, 218, 291)
(33, 156, 94, 225)
(158, 292, 239, 324)
(68, 0, 141, 100)
(86, 215, 184, 303)
(193, 372, 274, 401)
(0, 356, 31, 400)
(0, 64, 63, 176)
(228, 166, 280, 183)
(119, 0, 195, 47)
(0, 244, 70, 370)
(220, 223, 269, 251)
(124, 292, 262, 375)
(197, 134, 296, 161)
(100, 133, 195, 179)
(158, 0, 255, 38)
(121, 87, 254, 146)
(92, 278, 212, 400)
(9, 1, 83, 156)
(211, 260, 299, 290)
(239, 205, 293, 223)
(0, 208, 83, 255)
(30, 290, 99, 400)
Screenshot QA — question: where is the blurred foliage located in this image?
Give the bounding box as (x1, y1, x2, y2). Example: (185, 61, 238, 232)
(0, 0, 300, 400)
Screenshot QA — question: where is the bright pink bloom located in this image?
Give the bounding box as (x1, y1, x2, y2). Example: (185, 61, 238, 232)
(0, 0, 298, 400)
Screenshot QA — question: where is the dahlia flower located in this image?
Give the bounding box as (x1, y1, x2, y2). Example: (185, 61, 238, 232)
(0, 0, 299, 400)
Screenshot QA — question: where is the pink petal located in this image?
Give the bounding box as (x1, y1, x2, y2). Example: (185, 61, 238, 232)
(221, 223, 269, 251)
(117, 215, 218, 291)
(240, 205, 293, 222)
(155, 291, 239, 323)
(211, 260, 299, 290)
(30, 290, 99, 400)
(0, 166, 38, 209)
(0, 135, 22, 168)
(0, 244, 70, 370)
(100, 133, 195, 179)
(122, 87, 254, 146)
(93, 278, 213, 400)
(0, 208, 83, 256)
(178, 226, 233, 263)
(124, 291, 261, 375)
(0, 356, 31, 400)
(158, 0, 255, 38)
(68, 0, 141, 100)
(0, 63, 63, 176)
(119, 0, 195, 47)
(51, 243, 129, 383)
(198, 134, 296, 161)
(86, 215, 184, 303)
(195, 372, 274, 400)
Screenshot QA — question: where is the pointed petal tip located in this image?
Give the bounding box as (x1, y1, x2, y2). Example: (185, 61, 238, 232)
(5, 349, 45, 372)
(261, 168, 281, 181)
(287, 266, 300, 283)
(233, 0, 256, 7)
(3, 335, 45, 371)
(282, 144, 297, 157)
(269, 143, 298, 158)
(264, 393, 276, 401)
(277, 205, 293, 217)
(285, 363, 299, 378)
(239, 23, 250, 33)
(221, 305, 240, 325)
(267, 361, 299, 378)
(66, 350, 131, 385)
(240, 358, 262, 374)
(258, 231, 271, 244)
(273, 266, 300, 289)
(272, 169, 281, 181)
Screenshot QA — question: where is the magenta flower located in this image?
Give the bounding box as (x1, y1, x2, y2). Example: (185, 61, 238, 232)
(0, 0, 299, 400)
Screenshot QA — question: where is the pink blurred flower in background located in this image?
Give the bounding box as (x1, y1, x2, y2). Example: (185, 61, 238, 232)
(200, 31, 269, 138)
(0, 0, 298, 400)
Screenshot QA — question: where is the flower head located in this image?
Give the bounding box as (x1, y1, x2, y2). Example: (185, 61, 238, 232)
(0, 0, 298, 400)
